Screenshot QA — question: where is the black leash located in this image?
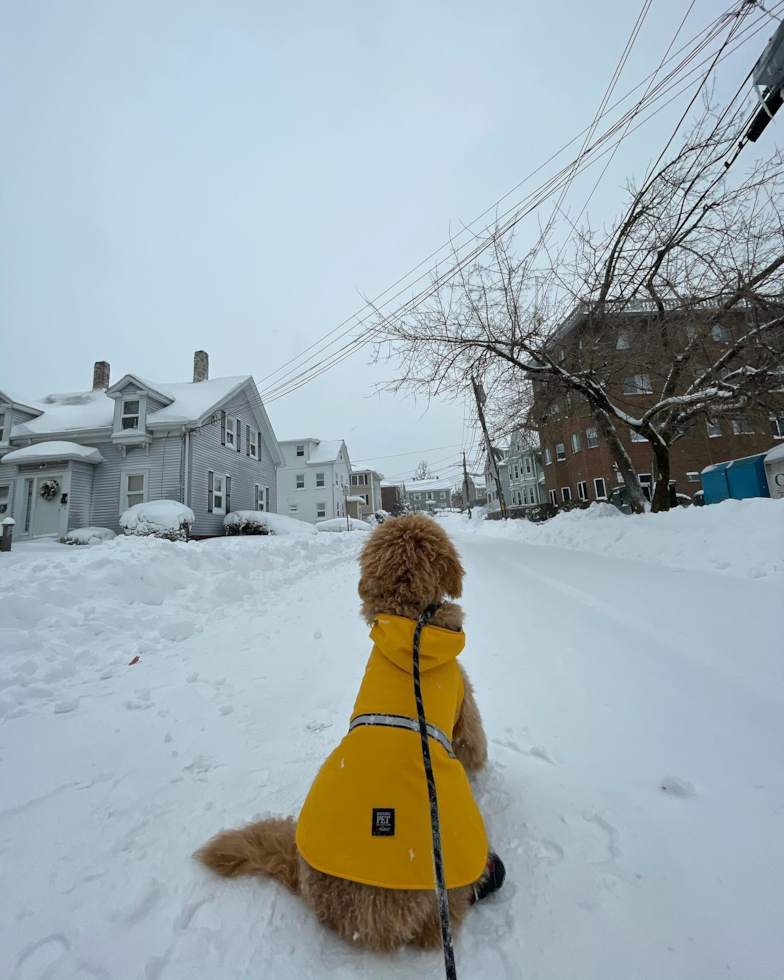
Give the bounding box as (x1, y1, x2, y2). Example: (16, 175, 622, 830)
(412, 604, 457, 980)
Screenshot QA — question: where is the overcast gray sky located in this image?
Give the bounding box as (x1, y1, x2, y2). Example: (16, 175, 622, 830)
(1, 0, 769, 483)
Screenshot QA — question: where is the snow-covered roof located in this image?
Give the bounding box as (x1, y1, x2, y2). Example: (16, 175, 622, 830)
(13, 390, 114, 435)
(346, 495, 366, 503)
(144, 377, 250, 425)
(280, 437, 319, 445)
(765, 442, 784, 463)
(0, 389, 43, 416)
(406, 478, 453, 493)
(307, 440, 346, 465)
(1, 441, 104, 465)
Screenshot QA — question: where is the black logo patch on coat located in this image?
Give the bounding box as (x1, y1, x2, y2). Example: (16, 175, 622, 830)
(372, 808, 395, 837)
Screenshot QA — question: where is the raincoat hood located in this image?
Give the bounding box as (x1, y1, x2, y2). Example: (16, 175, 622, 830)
(370, 614, 465, 674)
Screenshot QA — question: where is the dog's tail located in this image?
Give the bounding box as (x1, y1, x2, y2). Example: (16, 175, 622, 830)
(195, 816, 299, 892)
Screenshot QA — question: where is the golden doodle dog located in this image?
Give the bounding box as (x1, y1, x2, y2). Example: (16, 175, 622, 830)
(196, 513, 504, 952)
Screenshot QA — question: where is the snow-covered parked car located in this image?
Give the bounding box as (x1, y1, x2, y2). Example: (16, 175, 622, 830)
(224, 511, 317, 536)
(120, 500, 195, 542)
(316, 517, 372, 532)
(61, 526, 117, 546)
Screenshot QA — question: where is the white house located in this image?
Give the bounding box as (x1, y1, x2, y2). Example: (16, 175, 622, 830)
(277, 438, 352, 523)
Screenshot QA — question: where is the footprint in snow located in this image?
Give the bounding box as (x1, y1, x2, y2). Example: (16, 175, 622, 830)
(660, 776, 695, 798)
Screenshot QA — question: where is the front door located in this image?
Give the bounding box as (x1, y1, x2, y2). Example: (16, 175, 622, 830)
(31, 475, 66, 537)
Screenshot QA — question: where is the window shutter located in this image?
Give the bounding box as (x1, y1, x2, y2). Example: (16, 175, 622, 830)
(265, 487, 270, 511)
(226, 476, 232, 514)
(220, 411, 226, 446)
(207, 470, 214, 513)
(236, 422, 241, 453)
(246, 425, 250, 456)
(254, 485, 259, 510)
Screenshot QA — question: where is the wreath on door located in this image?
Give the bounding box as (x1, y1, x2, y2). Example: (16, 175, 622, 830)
(40, 478, 61, 501)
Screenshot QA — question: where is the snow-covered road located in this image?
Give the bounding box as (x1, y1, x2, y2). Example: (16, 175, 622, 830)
(1, 511, 781, 980)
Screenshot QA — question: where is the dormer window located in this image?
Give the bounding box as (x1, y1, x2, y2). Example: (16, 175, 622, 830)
(122, 400, 140, 430)
(0, 411, 6, 442)
(296, 444, 305, 457)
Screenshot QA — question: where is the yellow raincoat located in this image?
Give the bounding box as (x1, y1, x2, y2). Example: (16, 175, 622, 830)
(296, 614, 488, 889)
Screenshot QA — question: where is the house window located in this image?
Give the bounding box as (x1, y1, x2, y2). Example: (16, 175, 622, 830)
(513, 464, 519, 480)
(439, 491, 445, 499)
(524, 456, 533, 476)
(556, 443, 566, 461)
(289, 503, 298, 514)
(122, 472, 147, 512)
(413, 493, 421, 500)
(0, 483, 9, 515)
(549, 489, 557, 506)
(552, 403, 560, 418)
(296, 473, 305, 489)
(731, 417, 754, 435)
(121, 400, 140, 430)
(630, 429, 647, 443)
(544, 447, 552, 465)
(616, 329, 631, 349)
(316, 472, 325, 487)
(639, 473, 652, 501)
(316, 502, 326, 518)
(623, 374, 652, 395)
(561, 486, 572, 502)
(594, 477, 607, 499)
(212, 474, 227, 514)
(254, 485, 269, 512)
(707, 419, 722, 438)
(771, 415, 784, 438)
(296, 445, 304, 457)
(577, 481, 588, 501)
(570, 432, 581, 453)
(0, 412, 5, 441)
(427, 492, 434, 501)
(249, 429, 259, 458)
(226, 415, 239, 448)
(687, 472, 700, 483)
(586, 427, 599, 449)
(712, 323, 731, 343)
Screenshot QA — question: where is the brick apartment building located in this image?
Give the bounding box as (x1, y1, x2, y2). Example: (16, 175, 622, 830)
(533, 303, 784, 506)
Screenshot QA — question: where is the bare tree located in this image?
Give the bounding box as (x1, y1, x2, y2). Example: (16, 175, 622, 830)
(412, 459, 434, 481)
(376, 102, 784, 513)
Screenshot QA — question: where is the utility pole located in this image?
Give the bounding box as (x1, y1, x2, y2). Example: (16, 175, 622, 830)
(462, 451, 472, 520)
(342, 483, 350, 531)
(471, 376, 507, 519)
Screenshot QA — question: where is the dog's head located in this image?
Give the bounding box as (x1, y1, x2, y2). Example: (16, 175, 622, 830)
(357, 514, 464, 626)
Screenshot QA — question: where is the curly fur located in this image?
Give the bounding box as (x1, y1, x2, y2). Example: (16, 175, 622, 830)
(196, 514, 491, 952)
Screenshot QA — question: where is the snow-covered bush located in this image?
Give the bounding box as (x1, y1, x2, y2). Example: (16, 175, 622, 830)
(120, 500, 195, 542)
(316, 517, 372, 532)
(61, 526, 117, 547)
(224, 511, 317, 536)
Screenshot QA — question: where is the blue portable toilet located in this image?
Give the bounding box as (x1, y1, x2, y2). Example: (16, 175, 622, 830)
(726, 453, 771, 500)
(701, 461, 731, 504)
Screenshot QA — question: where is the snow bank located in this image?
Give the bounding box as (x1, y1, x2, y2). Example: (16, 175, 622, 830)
(316, 517, 372, 532)
(120, 500, 195, 540)
(61, 526, 116, 546)
(224, 511, 317, 536)
(439, 497, 784, 581)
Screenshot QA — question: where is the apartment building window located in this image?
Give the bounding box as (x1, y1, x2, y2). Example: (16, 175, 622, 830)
(565, 392, 572, 412)
(731, 417, 754, 435)
(640, 473, 652, 501)
(771, 415, 784, 438)
(121, 400, 140, 430)
(549, 489, 557, 506)
(552, 402, 560, 418)
(594, 477, 607, 499)
(296, 445, 305, 457)
(544, 447, 552, 465)
(296, 473, 305, 489)
(577, 481, 588, 501)
(0, 483, 10, 515)
(513, 464, 519, 480)
(561, 486, 572, 502)
(623, 374, 653, 395)
(630, 429, 647, 443)
(712, 323, 731, 343)
(316, 472, 325, 487)
(616, 329, 631, 349)
(524, 456, 533, 476)
(570, 432, 581, 453)
(248, 429, 259, 458)
(586, 426, 598, 449)
(687, 472, 700, 483)
(556, 443, 566, 461)
(707, 419, 722, 438)
(316, 502, 326, 518)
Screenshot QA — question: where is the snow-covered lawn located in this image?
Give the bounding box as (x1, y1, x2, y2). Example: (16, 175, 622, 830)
(1, 502, 781, 979)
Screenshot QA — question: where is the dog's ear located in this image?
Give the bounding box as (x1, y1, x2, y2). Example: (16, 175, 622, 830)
(437, 538, 464, 599)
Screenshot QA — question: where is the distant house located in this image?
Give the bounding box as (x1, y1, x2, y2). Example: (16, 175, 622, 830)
(406, 478, 453, 512)
(277, 438, 352, 523)
(0, 353, 283, 541)
(506, 429, 546, 508)
(380, 480, 405, 512)
(347, 469, 384, 520)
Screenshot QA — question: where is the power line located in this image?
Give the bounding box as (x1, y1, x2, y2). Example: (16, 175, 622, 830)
(352, 442, 462, 463)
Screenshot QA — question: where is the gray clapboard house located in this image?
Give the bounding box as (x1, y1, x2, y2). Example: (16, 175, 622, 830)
(0, 352, 283, 541)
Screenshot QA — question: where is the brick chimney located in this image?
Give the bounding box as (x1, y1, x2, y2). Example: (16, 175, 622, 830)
(193, 350, 209, 383)
(92, 360, 111, 390)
